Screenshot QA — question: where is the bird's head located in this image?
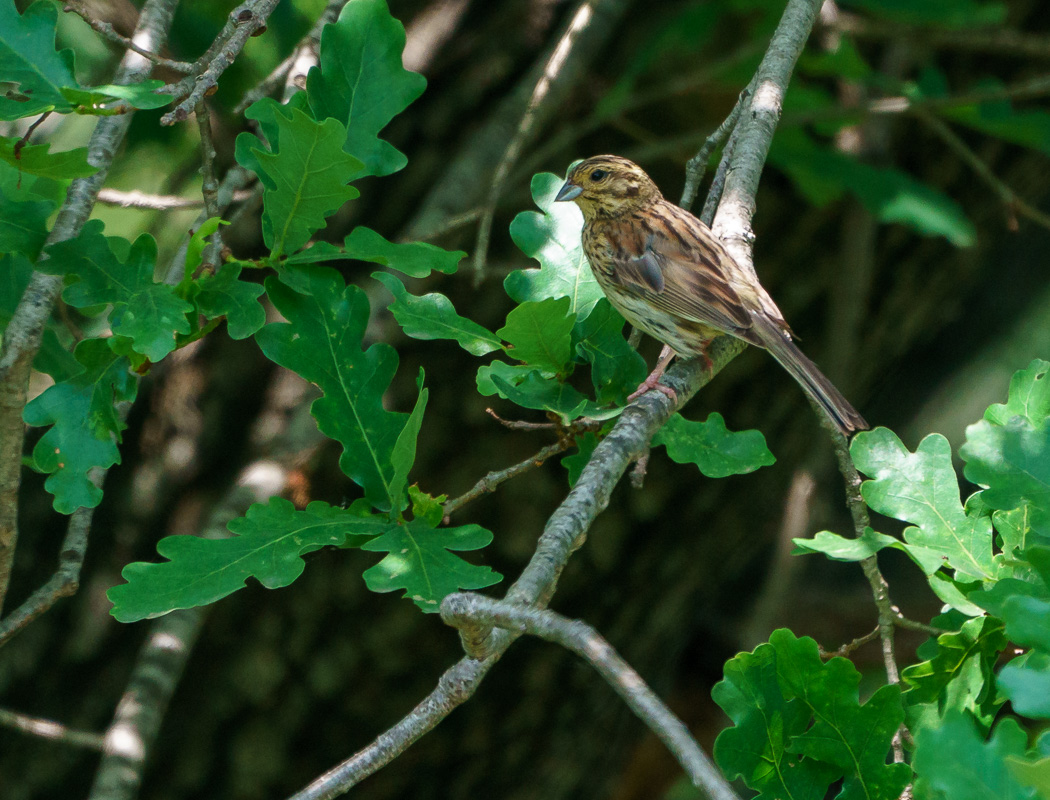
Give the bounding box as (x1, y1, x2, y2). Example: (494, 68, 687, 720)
(554, 155, 662, 220)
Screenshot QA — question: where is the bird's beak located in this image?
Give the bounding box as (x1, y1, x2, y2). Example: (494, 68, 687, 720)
(555, 181, 583, 202)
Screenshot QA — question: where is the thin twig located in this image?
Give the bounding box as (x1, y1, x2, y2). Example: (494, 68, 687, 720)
(484, 408, 556, 431)
(834, 13, 1050, 60)
(194, 101, 223, 271)
(0, 706, 105, 751)
(819, 626, 880, 660)
(97, 188, 226, 210)
(894, 613, 948, 636)
(160, 0, 282, 125)
(472, 0, 600, 283)
(441, 594, 741, 800)
(234, 0, 349, 113)
(64, 2, 194, 72)
(915, 109, 1050, 232)
(0, 0, 178, 617)
(786, 73, 1050, 127)
(681, 83, 753, 211)
(443, 440, 573, 517)
(699, 107, 747, 227)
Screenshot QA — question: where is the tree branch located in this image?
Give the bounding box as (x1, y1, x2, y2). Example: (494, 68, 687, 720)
(160, 0, 282, 125)
(472, 0, 603, 281)
(440, 593, 741, 800)
(0, 706, 105, 751)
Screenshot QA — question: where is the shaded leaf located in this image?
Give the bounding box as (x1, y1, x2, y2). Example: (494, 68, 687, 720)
(998, 652, 1050, 720)
(389, 370, 428, 514)
(913, 714, 1034, 800)
(256, 265, 407, 511)
(22, 338, 137, 513)
(306, 0, 426, 178)
(0, 135, 95, 179)
(562, 432, 599, 488)
(770, 130, 975, 246)
(252, 107, 362, 258)
(346, 226, 463, 278)
(984, 360, 1050, 428)
(195, 263, 266, 340)
(653, 412, 775, 478)
(497, 296, 576, 374)
(373, 272, 501, 356)
(362, 519, 501, 612)
(574, 298, 647, 405)
(107, 498, 386, 622)
(41, 221, 192, 361)
(491, 371, 612, 425)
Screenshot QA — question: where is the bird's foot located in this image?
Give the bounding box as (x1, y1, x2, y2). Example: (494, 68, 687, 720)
(627, 370, 677, 403)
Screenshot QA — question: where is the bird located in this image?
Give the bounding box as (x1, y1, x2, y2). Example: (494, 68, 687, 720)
(554, 154, 868, 437)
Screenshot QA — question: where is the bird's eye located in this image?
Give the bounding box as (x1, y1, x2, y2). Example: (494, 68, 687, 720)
(590, 169, 608, 182)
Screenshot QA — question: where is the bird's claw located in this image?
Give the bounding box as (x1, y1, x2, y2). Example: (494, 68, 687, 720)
(627, 377, 677, 404)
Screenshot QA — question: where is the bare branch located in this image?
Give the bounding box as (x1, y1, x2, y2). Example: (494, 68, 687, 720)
(681, 82, 753, 211)
(0, 0, 178, 616)
(160, 0, 282, 126)
(472, 0, 603, 281)
(916, 109, 1050, 232)
(64, 1, 193, 72)
(441, 593, 741, 800)
(819, 626, 880, 660)
(0, 706, 105, 751)
(443, 440, 573, 517)
(87, 609, 204, 800)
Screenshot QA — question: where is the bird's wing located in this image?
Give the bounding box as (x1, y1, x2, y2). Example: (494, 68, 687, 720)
(602, 202, 770, 341)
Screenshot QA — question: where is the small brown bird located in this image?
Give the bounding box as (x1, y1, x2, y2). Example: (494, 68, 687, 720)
(555, 155, 867, 436)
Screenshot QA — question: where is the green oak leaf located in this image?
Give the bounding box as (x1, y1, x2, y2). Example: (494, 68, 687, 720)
(962, 415, 1050, 541)
(373, 272, 501, 356)
(574, 298, 647, 404)
(653, 412, 775, 478)
(984, 360, 1050, 427)
(306, 0, 426, 178)
(769, 129, 975, 246)
(0, 0, 78, 119)
(973, 545, 1050, 653)
(0, 2, 168, 118)
(107, 498, 387, 622)
(774, 632, 911, 800)
(712, 631, 840, 800)
(998, 651, 1050, 720)
(913, 714, 1034, 800)
(361, 519, 501, 612)
(0, 252, 78, 379)
(497, 297, 576, 374)
(476, 360, 541, 396)
(256, 265, 408, 512)
(408, 486, 446, 527)
(40, 221, 193, 361)
(0, 135, 95, 179)
(562, 432, 599, 488)
(0, 180, 52, 259)
(491, 372, 612, 425)
(389, 370, 428, 514)
(23, 338, 138, 513)
(901, 616, 1007, 731)
(505, 172, 604, 321)
(346, 227, 463, 277)
(792, 526, 944, 568)
(852, 428, 997, 581)
(252, 107, 362, 258)
(195, 264, 266, 340)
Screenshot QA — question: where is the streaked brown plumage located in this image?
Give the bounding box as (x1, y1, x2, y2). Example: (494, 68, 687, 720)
(555, 155, 867, 436)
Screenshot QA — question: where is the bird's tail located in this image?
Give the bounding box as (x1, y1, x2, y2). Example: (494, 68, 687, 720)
(749, 313, 868, 437)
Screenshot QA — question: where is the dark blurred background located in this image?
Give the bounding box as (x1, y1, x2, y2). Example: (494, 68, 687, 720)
(3, 0, 1050, 797)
